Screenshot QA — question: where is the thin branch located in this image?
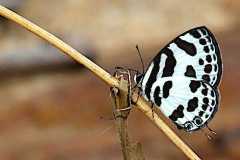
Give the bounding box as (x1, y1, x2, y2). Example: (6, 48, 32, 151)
(0, 5, 201, 160)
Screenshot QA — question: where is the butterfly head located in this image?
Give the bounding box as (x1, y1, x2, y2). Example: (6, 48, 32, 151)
(134, 73, 143, 87)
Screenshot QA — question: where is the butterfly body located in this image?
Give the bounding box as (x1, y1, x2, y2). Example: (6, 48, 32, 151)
(134, 26, 222, 132)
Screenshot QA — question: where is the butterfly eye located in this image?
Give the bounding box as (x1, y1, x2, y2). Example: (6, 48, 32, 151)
(184, 122, 193, 131)
(193, 116, 203, 126)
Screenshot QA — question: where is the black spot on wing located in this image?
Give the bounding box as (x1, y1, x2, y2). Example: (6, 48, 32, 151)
(203, 97, 209, 104)
(199, 111, 204, 117)
(184, 65, 196, 78)
(161, 48, 177, 77)
(210, 44, 214, 51)
(204, 64, 212, 73)
(209, 107, 213, 112)
(213, 55, 216, 61)
(187, 97, 198, 112)
(203, 46, 210, 53)
(189, 80, 201, 93)
(199, 38, 206, 45)
(169, 105, 184, 121)
(211, 100, 215, 106)
(144, 65, 159, 100)
(199, 58, 204, 65)
(202, 104, 208, 111)
(162, 81, 173, 98)
(202, 74, 210, 83)
(190, 29, 201, 38)
(211, 90, 215, 97)
(144, 48, 176, 99)
(206, 55, 212, 62)
(175, 38, 197, 56)
(201, 88, 208, 96)
(153, 86, 162, 106)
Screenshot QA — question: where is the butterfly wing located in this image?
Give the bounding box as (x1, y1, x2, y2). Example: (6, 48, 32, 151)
(149, 76, 219, 132)
(140, 26, 222, 101)
(166, 26, 222, 87)
(136, 26, 222, 132)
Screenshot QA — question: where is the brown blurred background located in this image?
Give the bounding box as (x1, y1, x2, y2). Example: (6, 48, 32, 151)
(0, 0, 239, 160)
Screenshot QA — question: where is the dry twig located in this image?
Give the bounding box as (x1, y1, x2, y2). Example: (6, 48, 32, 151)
(0, 5, 201, 160)
(111, 70, 145, 160)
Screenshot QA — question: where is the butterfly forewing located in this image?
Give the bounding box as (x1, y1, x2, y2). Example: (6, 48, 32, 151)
(169, 26, 222, 87)
(136, 26, 222, 132)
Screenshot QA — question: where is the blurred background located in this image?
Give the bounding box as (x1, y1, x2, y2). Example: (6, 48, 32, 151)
(0, 0, 239, 159)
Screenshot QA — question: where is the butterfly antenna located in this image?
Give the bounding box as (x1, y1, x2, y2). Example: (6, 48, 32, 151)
(136, 45, 145, 74)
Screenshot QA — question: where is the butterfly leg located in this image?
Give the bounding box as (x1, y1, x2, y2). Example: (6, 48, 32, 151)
(151, 102, 155, 119)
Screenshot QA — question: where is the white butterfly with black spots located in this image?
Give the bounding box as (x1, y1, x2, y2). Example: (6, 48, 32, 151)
(134, 26, 222, 132)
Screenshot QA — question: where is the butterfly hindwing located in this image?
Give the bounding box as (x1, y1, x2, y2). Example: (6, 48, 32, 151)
(149, 76, 219, 132)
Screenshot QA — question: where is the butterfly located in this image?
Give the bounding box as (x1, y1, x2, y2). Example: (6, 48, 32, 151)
(134, 26, 222, 132)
